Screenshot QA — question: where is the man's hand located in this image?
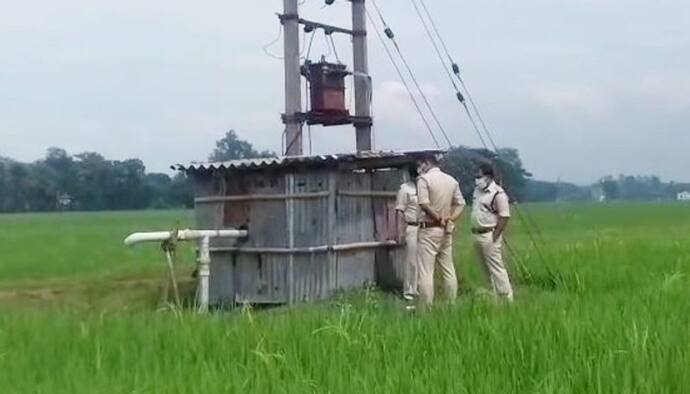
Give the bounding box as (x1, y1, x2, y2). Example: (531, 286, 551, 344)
(493, 217, 510, 243)
(419, 203, 441, 225)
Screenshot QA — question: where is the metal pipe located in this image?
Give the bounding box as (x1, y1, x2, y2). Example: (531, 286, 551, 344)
(198, 236, 211, 312)
(123, 228, 247, 313)
(337, 190, 397, 198)
(332, 240, 397, 251)
(210, 240, 398, 255)
(124, 229, 247, 246)
(194, 191, 329, 204)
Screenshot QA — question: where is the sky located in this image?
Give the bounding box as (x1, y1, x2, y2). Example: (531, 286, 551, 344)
(1, 0, 689, 184)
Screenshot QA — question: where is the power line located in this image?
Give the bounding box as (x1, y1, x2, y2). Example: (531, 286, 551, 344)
(409, 0, 458, 92)
(370, 0, 454, 148)
(409, 0, 553, 270)
(366, 8, 440, 148)
(416, 0, 501, 152)
(418, 0, 454, 65)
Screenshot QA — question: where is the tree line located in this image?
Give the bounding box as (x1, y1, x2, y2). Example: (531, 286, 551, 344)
(0, 130, 275, 213)
(1, 130, 686, 213)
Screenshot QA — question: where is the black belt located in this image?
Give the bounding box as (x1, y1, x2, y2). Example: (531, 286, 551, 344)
(471, 227, 494, 234)
(406, 222, 420, 226)
(419, 222, 444, 229)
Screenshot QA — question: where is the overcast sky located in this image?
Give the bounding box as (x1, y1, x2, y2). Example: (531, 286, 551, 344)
(2, 0, 689, 183)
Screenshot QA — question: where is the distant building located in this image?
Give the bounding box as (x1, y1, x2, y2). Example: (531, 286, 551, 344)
(591, 185, 606, 203)
(56, 193, 72, 210)
(678, 191, 690, 201)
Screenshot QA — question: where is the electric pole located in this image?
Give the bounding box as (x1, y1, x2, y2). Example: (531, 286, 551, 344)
(280, 0, 372, 155)
(282, 0, 303, 156)
(352, 0, 372, 151)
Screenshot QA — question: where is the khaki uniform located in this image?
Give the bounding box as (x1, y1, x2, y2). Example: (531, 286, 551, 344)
(471, 181, 513, 300)
(395, 181, 419, 299)
(416, 167, 466, 304)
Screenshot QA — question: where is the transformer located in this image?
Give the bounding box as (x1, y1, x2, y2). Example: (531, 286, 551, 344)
(303, 60, 351, 126)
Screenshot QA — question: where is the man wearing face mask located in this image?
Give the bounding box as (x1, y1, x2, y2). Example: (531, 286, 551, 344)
(471, 163, 514, 301)
(415, 153, 466, 305)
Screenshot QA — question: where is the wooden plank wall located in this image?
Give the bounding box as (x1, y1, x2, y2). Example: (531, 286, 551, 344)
(335, 171, 376, 290)
(372, 169, 406, 291)
(193, 164, 408, 307)
(290, 170, 330, 302)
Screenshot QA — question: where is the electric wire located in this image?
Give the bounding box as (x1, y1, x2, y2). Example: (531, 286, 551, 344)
(263, 24, 284, 60)
(370, 0, 453, 148)
(408, 0, 489, 150)
(366, 9, 440, 148)
(409, 0, 458, 92)
(322, 30, 332, 59)
(408, 0, 552, 271)
(328, 34, 341, 63)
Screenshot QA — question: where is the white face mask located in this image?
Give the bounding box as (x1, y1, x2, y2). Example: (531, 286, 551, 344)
(475, 176, 489, 190)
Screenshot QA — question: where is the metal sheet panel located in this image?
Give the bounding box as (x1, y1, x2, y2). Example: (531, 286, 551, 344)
(292, 171, 329, 248)
(371, 169, 406, 291)
(209, 253, 235, 307)
(232, 253, 288, 304)
(337, 171, 374, 244)
(336, 250, 376, 289)
(178, 150, 445, 171)
(291, 253, 331, 302)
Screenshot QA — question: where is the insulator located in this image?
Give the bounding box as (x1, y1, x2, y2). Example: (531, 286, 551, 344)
(456, 92, 465, 103)
(384, 28, 395, 39)
(452, 63, 460, 75)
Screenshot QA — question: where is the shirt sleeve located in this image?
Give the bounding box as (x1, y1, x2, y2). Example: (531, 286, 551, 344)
(452, 182, 466, 207)
(395, 185, 407, 212)
(495, 192, 511, 217)
(417, 177, 430, 206)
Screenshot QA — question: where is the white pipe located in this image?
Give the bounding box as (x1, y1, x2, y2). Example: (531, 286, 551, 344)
(123, 228, 247, 313)
(198, 235, 211, 313)
(124, 229, 247, 246)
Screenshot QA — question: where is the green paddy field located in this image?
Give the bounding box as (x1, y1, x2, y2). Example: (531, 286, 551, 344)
(0, 203, 689, 393)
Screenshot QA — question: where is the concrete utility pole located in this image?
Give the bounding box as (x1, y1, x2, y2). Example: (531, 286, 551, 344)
(351, 0, 372, 151)
(282, 0, 303, 156)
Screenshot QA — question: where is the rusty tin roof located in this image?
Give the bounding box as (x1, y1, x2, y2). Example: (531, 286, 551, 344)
(176, 150, 445, 172)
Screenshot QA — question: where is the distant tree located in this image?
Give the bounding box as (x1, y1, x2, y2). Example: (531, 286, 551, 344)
(209, 130, 275, 162)
(523, 180, 558, 202)
(169, 173, 194, 208)
(73, 152, 110, 210)
(600, 177, 620, 200)
(557, 182, 594, 202)
(146, 173, 173, 209)
(0, 159, 7, 212)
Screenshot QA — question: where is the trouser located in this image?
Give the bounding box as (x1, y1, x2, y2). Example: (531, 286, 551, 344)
(473, 232, 513, 300)
(403, 225, 419, 298)
(417, 227, 458, 305)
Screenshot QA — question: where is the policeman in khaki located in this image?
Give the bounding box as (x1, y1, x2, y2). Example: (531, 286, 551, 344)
(471, 163, 514, 301)
(415, 154, 466, 305)
(395, 168, 420, 301)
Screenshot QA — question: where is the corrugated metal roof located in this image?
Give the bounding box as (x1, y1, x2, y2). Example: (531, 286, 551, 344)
(176, 150, 445, 171)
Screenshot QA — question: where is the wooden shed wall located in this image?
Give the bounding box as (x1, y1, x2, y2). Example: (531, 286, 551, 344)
(193, 166, 408, 306)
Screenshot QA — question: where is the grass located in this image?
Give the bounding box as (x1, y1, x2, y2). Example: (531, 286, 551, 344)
(0, 210, 193, 285)
(0, 202, 689, 393)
